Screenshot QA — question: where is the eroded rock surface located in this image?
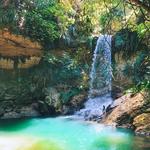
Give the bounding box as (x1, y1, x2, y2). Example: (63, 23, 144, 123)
(133, 113, 150, 136)
(1, 104, 40, 119)
(0, 31, 42, 69)
(102, 92, 150, 135)
(61, 93, 87, 115)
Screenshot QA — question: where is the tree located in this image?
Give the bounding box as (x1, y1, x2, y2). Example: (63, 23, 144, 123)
(0, 0, 72, 49)
(128, 0, 150, 12)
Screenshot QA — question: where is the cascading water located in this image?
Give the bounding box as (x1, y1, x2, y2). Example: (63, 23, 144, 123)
(75, 35, 113, 120)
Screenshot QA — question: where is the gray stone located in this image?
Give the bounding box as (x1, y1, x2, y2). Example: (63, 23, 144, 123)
(20, 106, 40, 117)
(45, 87, 61, 109)
(2, 112, 21, 119)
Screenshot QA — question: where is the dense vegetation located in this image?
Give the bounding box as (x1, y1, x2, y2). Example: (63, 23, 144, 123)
(0, 0, 149, 113)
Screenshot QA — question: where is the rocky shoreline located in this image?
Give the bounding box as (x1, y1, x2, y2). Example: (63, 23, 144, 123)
(101, 92, 150, 136)
(0, 91, 149, 137)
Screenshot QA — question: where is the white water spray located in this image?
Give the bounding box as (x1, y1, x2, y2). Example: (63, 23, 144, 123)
(75, 35, 113, 120)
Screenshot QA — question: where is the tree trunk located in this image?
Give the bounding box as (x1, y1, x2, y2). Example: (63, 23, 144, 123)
(129, 0, 150, 12)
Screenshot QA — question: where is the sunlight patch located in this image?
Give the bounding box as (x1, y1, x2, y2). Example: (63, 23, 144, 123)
(0, 136, 66, 150)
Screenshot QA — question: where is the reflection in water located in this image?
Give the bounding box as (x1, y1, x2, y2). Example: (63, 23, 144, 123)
(0, 117, 149, 150)
(93, 134, 132, 150)
(0, 119, 33, 131)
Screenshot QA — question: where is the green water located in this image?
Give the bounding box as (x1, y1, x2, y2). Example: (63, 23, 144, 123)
(0, 117, 150, 150)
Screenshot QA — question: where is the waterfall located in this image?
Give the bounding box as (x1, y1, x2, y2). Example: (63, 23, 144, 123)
(75, 35, 113, 120)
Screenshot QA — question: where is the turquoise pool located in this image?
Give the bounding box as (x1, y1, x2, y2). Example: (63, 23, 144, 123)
(0, 117, 149, 150)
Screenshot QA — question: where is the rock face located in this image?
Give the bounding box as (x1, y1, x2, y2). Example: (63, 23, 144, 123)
(0, 30, 42, 70)
(38, 88, 61, 116)
(61, 93, 87, 115)
(133, 113, 150, 136)
(1, 104, 40, 119)
(45, 88, 61, 109)
(102, 92, 150, 135)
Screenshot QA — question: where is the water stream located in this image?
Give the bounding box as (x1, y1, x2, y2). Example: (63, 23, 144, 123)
(76, 35, 113, 120)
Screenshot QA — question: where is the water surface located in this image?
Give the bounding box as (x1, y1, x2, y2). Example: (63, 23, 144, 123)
(0, 117, 150, 150)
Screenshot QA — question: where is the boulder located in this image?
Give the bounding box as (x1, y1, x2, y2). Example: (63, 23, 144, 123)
(133, 113, 150, 136)
(102, 92, 150, 134)
(69, 93, 87, 109)
(37, 87, 61, 116)
(61, 105, 72, 115)
(19, 106, 40, 117)
(1, 103, 40, 119)
(2, 112, 21, 119)
(38, 100, 56, 116)
(45, 88, 61, 109)
(61, 92, 87, 115)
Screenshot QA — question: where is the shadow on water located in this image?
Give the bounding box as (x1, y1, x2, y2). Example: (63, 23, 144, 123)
(0, 118, 33, 132)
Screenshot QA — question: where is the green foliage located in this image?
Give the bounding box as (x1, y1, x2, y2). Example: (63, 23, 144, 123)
(43, 52, 82, 85)
(124, 50, 150, 93)
(124, 51, 149, 83)
(125, 80, 150, 94)
(0, 0, 72, 49)
(72, 47, 92, 66)
(135, 21, 150, 45)
(113, 28, 142, 59)
(23, 1, 61, 48)
(23, 0, 73, 48)
(99, 8, 123, 32)
(0, 0, 149, 101)
(35, 52, 85, 104)
(64, 0, 97, 39)
(68, 46, 92, 90)
(24, 12, 59, 48)
(74, 12, 93, 37)
(133, 52, 149, 82)
(60, 88, 80, 104)
(0, 1, 18, 32)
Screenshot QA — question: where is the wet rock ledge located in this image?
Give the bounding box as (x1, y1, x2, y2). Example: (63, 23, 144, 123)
(102, 92, 150, 136)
